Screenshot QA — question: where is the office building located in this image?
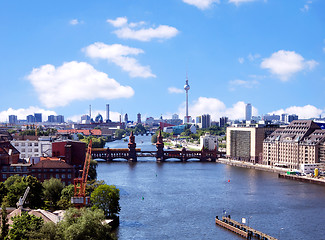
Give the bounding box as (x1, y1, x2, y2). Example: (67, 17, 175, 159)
(220, 117, 228, 128)
(34, 113, 42, 123)
(27, 115, 35, 123)
(202, 114, 211, 129)
(11, 139, 52, 159)
(9, 115, 17, 124)
(245, 103, 252, 121)
(226, 123, 278, 163)
(124, 113, 128, 123)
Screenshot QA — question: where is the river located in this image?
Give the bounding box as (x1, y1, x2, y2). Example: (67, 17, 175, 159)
(97, 135, 325, 240)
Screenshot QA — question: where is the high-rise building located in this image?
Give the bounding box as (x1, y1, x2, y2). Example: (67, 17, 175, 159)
(137, 113, 141, 124)
(27, 115, 35, 123)
(226, 123, 278, 163)
(124, 113, 128, 123)
(34, 113, 42, 123)
(106, 104, 110, 122)
(9, 115, 17, 124)
(56, 115, 64, 123)
(245, 103, 252, 121)
(184, 75, 190, 124)
(48, 115, 55, 122)
(220, 117, 228, 128)
(202, 114, 211, 129)
(287, 114, 298, 123)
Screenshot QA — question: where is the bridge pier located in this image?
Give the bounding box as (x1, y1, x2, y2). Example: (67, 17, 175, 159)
(128, 131, 137, 162)
(156, 130, 165, 162)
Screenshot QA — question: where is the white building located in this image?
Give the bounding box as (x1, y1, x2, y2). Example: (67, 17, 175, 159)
(200, 133, 218, 151)
(11, 139, 52, 160)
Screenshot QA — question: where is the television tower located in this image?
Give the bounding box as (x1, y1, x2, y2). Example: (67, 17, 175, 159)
(184, 74, 190, 123)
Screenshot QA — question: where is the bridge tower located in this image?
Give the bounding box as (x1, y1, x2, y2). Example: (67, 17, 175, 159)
(128, 131, 137, 162)
(156, 130, 164, 162)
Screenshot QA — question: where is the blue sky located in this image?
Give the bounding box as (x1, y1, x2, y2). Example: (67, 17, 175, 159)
(1, 0, 324, 123)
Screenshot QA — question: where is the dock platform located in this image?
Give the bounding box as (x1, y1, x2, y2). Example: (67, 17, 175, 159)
(215, 216, 277, 240)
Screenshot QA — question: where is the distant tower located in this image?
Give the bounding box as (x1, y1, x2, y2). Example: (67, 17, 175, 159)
(137, 113, 141, 124)
(89, 105, 92, 120)
(106, 104, 110, 122)
(124, 113, 128, 123)
(245, 103, 252, 121)
(184, 74, 190, 123)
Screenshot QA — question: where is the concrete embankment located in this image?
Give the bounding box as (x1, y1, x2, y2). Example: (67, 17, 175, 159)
(278, 174, 325, 186)
(216, 158, 288, 174)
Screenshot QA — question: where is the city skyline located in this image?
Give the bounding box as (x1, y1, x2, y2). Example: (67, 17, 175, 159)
(1, 0, 324, 122)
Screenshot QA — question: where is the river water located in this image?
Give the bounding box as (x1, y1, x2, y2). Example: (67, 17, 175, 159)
(97, 135, 325, 240)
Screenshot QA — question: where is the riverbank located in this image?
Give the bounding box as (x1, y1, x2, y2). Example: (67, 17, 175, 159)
(216, 158, 288, 174)
(217, 158, 325, 185)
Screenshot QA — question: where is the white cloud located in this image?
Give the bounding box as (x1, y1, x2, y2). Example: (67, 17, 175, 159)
(69, 19, 82, 25)
(168, 87, 184, 94)
(248, 53, 260, 61)
(114, 25, 179, 42)
(177, 97, 257, 121)
(260, 50, 318, 81)
(84, 42, 156, 78)
(182, 0, 220, 9)
(238, 57, 244, 64)
(301, 1, 312, 12)
(0, 107, 57, 122)
(269, 105, 323, 119)
(229, 79, 259, 91)
(229, 0, 257, 6)
(106, 17, 128, 27)
(107, 17, 179, 42)
(27, 61, 134, 108)
(323, 47, 325, 53)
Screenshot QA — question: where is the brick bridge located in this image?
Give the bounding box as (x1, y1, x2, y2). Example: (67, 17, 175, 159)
(91, 131, 223, 162)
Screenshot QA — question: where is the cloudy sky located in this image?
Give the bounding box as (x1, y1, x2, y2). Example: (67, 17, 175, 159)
(1, 0, 324, 122)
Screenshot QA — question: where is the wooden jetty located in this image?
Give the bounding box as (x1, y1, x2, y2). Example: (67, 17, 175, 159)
(215, 216, 277, 240)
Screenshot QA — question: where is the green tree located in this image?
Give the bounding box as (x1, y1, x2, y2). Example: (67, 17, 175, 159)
(90, 184, 120, 218)
(0, 199, 9, 240)
(88, 159, 98, 181)
(134, 124, 146, 135)
(43, 178, 64, 210)
(114, 129, 126, 140)
(0, 183, 8, 206)
(151, 134, 157, 143)
(28, 222, 58, 240)
(58, 208, 115, 240)
(57, 185, 74, 210)
(4, 175, 44, 209)
(8, 212, 44, 240)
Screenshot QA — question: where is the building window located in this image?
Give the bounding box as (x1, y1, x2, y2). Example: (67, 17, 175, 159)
(62, 174, 65, 179)
(35, 149, 38, 152)
(21, 149, 25, 152)
(28, 143, 32, 147)
(35, 143, 38, 147)
(68, 174, 71, 179)
(2, 174, 6, 179)
(28, 149, 32, 152)
(56, 174, 59, 178)
(21, 143, 25, 146)
(21, 154, 25, 158)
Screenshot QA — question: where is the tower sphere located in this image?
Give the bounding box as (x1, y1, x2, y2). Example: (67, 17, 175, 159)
(184, 83, 190, 91)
